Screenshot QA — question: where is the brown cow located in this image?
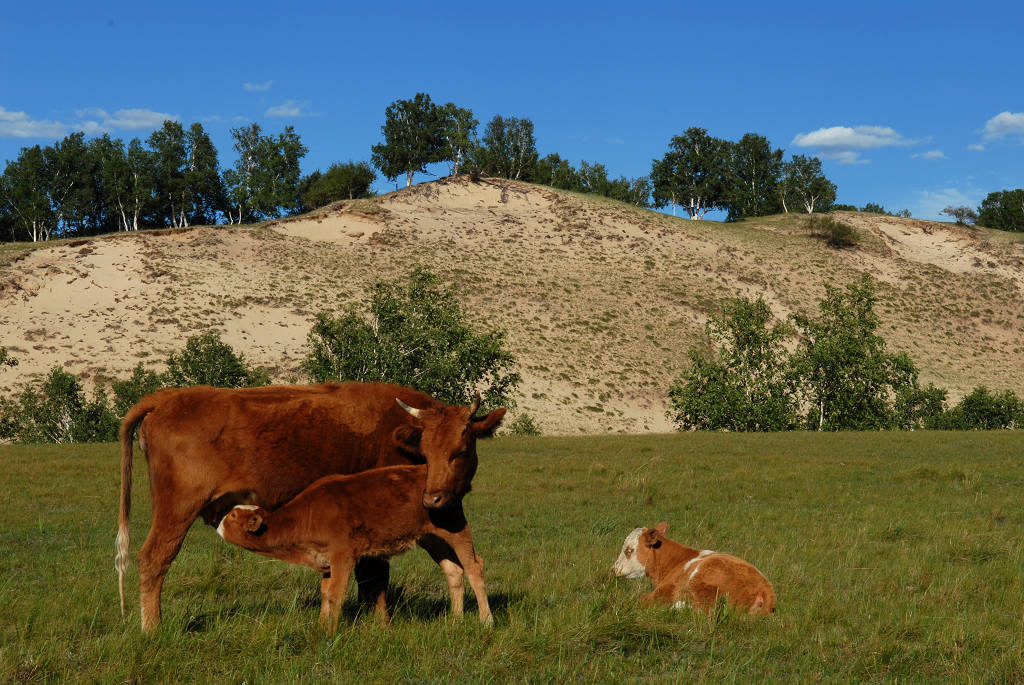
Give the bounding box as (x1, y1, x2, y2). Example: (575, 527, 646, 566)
(217, 463, 492, 631)
(612, 522, 775, 616)
(115, 381, 505, 630)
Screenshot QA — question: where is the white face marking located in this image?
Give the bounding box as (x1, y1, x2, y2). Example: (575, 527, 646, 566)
(611, 528, 646, 578)
(217, 504, 260, 539)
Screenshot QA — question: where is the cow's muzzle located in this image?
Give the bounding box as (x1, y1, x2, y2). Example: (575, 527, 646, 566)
(423, 490, 451, 509)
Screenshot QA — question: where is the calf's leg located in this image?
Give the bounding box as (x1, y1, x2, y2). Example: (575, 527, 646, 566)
(320, 556, 355, 633)
(438, 528, 492, 626)
(418, 536, 466, 616)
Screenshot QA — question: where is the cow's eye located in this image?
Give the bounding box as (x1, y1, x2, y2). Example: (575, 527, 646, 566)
(625, 547, 633, 556)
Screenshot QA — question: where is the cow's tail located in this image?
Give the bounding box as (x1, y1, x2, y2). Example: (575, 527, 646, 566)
(116, 396, 159, 618)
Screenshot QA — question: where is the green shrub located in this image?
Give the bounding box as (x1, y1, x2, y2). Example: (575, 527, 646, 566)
(111, 362, 164, 415)
(667, 298, 797, 431)
(0, 347, 17, 370)
(0, 367, 118, 443)
(808, 214, 858, 248)
(669, 277, 941, 432)
(303, 267, 520, 410)
(508, 412, 541, 436)
(164, 332, 269, 388)
(936, 387, 1023, 430)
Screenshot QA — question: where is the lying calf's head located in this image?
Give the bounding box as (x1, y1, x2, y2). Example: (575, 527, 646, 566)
(217, 504, 268, 538)
(611, 522, 669, 578)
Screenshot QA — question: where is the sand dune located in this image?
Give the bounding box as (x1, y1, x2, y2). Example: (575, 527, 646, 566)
(2, 177, 1022, 434)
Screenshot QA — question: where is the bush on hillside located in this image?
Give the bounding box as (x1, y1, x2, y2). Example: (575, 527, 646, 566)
(934, 386, 1024, 430)
(164, 333, 270, 388)
(667, 297, 797, 431)
(0, 334, 268, 444)
(508, 412, 541, 436)
(303, 267, 520, 410)
(808, 214, 859, 248)
(0, 367, 119, 443)
(111, 363, 165, 416)
(669, 276, 958, 432)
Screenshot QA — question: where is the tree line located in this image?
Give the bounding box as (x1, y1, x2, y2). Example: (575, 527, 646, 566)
(0, 121, 377, 242)
(369, 93, 839, 221)
(5, 92, 1022, 244)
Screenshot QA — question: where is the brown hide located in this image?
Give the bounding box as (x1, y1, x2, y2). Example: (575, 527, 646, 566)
(217, 464, 492, 631)
(637, 523, 775, 616)
(115, 381, 505, 630)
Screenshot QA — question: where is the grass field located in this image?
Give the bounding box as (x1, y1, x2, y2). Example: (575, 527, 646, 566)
(2, 432, 1023, 683)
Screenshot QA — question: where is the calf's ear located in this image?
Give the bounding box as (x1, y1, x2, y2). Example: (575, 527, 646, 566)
(643, 528, 663, 549)
(245, 512, 264, 533)
(471, 408, 506, 438)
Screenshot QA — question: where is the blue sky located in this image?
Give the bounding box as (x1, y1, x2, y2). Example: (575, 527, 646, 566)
(2, 0, 1021, 220)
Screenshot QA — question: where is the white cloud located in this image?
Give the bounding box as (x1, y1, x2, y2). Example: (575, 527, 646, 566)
(0, 106, 67, 138)
(266, 100, 308, 117)
(104, 108, 178, 129)
(0, 105, 178, 142)
(792, 125, 914, 151)
(911, 150, 945, 160)
(982, 111, 1024, 139)
(967, 143, 985, 151)
(792, 124, 917, 165)
(822, 150, 870, 165)
(244, 80, 273, 92)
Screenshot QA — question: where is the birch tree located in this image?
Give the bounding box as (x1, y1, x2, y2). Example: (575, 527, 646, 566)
(651, 128, 728, 220)
(370, 93, 445, 188)
(784, 154, 836, 214)
(1, 146, 51, 241)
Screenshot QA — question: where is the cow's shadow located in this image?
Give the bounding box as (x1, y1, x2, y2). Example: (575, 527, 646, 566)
(293, 584, 521, 624)
(181, 583, 521, 633)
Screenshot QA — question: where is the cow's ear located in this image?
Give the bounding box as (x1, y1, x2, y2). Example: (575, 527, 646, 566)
(245, 512, 264, 533)
(654, 521, 669, 535)
(393, 425, 422, 455)
(643, 528, 662, 549)
(471, 408, 506, 438)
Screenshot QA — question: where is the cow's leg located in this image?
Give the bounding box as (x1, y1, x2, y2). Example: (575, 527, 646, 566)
(353, 556, 390, 623)
(320, 555, 355, 633)
(439, 528, 492, 626)
(137, 508, 199, 631)
(418, 536, 465, 616)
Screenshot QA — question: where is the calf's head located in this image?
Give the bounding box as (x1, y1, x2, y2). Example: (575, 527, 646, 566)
(395, 394, 505, 509)
(611, 522, 669, 578)
(217, 505, 268, 539)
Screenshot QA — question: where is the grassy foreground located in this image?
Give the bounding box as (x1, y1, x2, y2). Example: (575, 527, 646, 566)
(2, 432, 1023, 683)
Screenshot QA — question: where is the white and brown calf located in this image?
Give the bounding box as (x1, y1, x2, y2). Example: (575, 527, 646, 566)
(612, 522, 775, 615)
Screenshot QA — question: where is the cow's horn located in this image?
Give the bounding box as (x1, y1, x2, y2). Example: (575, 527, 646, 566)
(396, 398, 424, 418)
(468, 392, 481, 415)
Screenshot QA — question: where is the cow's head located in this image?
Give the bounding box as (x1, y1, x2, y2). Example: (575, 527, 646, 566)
(395, 393, 506, 509)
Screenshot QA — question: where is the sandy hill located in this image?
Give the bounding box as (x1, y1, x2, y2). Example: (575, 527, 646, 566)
(2, 176, 1023, 434)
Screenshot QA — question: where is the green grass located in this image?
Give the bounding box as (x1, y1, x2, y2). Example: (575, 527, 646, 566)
(3, 432, 1024, 682)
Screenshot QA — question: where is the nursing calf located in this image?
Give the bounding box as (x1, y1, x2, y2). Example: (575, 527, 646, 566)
(612, 522, 775, 616)
(217, 464, 492, 632)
